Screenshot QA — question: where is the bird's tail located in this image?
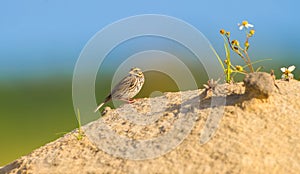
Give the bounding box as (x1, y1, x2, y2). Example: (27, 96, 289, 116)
(94, 102, 105, 113)
(94, 94, 111, 113)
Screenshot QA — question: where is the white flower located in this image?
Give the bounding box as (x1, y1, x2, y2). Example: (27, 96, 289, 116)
(238, 20, 254, 30)
(281, 65, 296, 80)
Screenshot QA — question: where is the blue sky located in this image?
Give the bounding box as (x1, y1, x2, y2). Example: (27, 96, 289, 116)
(1, 0, 300, 79)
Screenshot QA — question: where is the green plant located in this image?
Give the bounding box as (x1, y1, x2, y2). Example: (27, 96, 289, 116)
(75, 108, 84, 140)
(211, 20, 271, 83)
(55, 108, 84, 140)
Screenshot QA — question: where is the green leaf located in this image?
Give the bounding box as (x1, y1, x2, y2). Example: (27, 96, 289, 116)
(224, 43, 231, 61)
(209, 44, 225, 71)
(77, 108, 81, 129)
(242, 58, 272, 68)
(76, 108, 84, 140)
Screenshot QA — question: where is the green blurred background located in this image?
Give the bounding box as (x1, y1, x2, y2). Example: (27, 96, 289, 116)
(1, 1, 300, 166)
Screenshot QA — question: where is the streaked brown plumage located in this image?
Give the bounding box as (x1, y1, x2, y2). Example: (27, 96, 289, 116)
(94, 67, 145, 112)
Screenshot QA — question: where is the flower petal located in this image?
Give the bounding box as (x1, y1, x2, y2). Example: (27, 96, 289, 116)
(288, 73, 294, 79)
(288, 65, 296, 72)
(280, 67, 287, 72)
(239, 25, 244, 30)
(247, 24, 254, 28)
(281, 74, 286, 79)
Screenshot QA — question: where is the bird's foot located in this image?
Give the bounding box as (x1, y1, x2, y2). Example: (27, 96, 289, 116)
(119, 98, 136, 103)
(127, 99, 135, 103)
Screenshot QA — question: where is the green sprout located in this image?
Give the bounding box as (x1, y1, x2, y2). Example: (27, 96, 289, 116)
(55, 108, 84, 140)
(75, 108, 84, 140)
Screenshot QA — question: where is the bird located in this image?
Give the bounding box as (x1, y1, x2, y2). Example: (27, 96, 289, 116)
(94, 67, 145, 112)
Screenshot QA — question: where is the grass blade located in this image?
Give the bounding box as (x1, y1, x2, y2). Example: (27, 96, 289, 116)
(209, 44, 225, 71)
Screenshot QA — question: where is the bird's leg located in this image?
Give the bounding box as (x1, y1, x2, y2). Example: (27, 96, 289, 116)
(127, 98, 135, 103)
(118, 98, 136, 103)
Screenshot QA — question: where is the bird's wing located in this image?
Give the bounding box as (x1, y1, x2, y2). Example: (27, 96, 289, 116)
(111, 75, 136, 98)
(95, 75, 135, 112)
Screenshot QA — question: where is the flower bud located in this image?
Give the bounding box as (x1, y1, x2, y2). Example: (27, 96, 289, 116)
(231, 40, 239, 46)
(224, 59, 229, 65)
(244, 41, 249, 47)
(249, 29, 255, 35)
(236, 65, 243, 72)
(225, 31, 230, 37)
(220, 29, 225, 35)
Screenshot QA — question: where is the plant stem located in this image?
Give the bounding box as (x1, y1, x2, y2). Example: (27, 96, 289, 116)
(243, 50, 254, 72)
(76, 108, 83, 140)
(227, 62, 231, 83)
(223, 36, 231, 83)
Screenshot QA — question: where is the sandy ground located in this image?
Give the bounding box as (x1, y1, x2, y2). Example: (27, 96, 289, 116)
(1, 77, 300, 174)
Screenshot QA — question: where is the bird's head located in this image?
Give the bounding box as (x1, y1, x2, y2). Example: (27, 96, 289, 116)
(129, 67, 143, 77)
